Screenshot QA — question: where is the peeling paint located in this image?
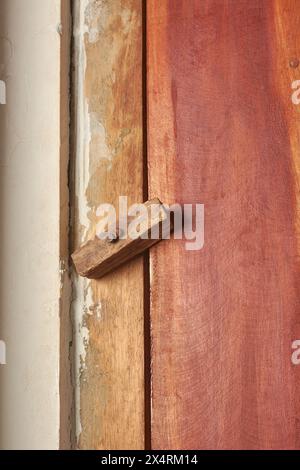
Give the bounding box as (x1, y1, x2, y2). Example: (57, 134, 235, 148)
(84, 0, 109, 43)
(89, 111, 113, 170)
(89, 301, 102, 320)
(72, 276, 91, 441)
(74, 42, 90, 241)
(73, 0, 93, 444)
(71, 0, 144, 449)
(72, 0, 114, 442)
(59, 259, 67, 294)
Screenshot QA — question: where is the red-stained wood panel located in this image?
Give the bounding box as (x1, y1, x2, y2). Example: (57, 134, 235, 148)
(147, 0, 300, 449)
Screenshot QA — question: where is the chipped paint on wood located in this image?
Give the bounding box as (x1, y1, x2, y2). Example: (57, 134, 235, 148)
(71, 0, 144, 449)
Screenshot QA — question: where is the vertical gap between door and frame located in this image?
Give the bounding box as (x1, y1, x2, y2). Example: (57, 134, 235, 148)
(142, 0, 152, 451)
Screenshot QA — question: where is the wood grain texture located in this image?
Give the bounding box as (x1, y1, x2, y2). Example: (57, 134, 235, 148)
(72, 0, 144, 449)
(148, 0, 300, 449)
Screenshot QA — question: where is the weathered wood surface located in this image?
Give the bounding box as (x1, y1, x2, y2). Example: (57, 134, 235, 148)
(72, 0, 144, 449)
(148, 0, 300, 449)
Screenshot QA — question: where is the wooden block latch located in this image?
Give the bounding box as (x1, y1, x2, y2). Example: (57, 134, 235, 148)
(71, 198, 173, 279)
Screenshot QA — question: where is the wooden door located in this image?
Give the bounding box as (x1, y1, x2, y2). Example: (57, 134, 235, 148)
(147, 0, 300, 450)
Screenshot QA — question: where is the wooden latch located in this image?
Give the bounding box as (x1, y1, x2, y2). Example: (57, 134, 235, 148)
(71, 198, 173, 279)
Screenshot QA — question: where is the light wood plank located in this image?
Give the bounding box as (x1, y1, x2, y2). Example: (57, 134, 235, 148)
(72, 0, 145, 449)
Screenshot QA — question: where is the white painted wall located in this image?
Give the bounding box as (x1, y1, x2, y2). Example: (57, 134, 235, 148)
(0, 0, 70, 449)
